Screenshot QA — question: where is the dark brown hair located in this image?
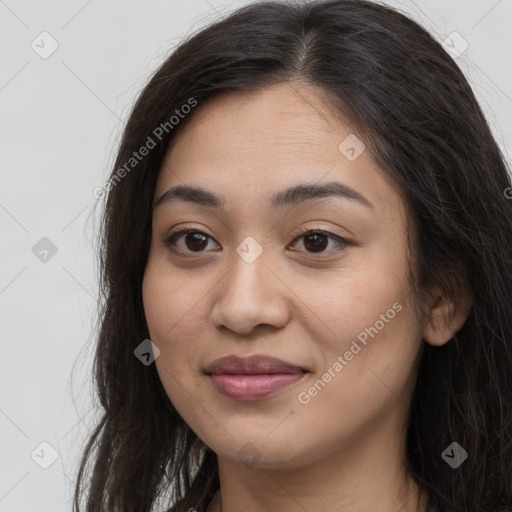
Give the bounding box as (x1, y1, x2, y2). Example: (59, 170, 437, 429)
(73, 1, 512, 511)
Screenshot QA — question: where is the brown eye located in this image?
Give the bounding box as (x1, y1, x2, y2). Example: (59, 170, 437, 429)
(303, 232, 329, 252)
(183, 232, 208, 251)
(163, 229, 219, 253)
(289, 229, 349, 255)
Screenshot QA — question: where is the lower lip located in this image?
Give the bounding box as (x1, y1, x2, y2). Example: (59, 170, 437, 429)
(209, 372, 307, 400)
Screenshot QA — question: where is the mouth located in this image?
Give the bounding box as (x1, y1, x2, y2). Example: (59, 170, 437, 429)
(204, 354, 309, 401)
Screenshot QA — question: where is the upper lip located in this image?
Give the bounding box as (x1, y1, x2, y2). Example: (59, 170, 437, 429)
(204, 355, 308, 375)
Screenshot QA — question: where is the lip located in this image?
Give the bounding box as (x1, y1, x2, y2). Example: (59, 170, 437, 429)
(204, 354, 307, 375)
(204, 355, 309, 401)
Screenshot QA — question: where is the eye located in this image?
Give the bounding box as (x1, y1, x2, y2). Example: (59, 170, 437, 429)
(288, 228, 349, 255)
(163, 228, 220, 254)
(162, 227, 349, 256)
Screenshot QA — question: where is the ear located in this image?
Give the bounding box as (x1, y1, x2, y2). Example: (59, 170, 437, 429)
(422, 283, 472, 347)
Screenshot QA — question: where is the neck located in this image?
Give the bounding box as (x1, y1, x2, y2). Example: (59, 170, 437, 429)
(212, 470, 428, 512)
(209, 411, 428, 512)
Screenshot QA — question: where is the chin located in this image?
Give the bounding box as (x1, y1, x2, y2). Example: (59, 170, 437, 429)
(202, 429, 320, 470)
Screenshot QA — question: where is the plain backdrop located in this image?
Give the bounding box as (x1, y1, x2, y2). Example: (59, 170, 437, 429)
(0, 0, 511, 510)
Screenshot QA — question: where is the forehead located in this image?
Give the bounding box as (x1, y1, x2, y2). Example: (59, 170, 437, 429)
(164, 83, 344, 166)
(155, 82, 406, 222)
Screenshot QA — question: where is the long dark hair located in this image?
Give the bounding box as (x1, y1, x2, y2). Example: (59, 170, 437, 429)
(73, 1, 512, 511)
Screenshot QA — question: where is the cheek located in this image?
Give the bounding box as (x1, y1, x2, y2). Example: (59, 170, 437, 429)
(142, 263, 173, 343)
(142, 261, 207, 415)
(311, 249, 412, 356)
(305, 240, 422, 414)
(142, 253, 219, 414)
(142, 256, 207, 346)
(308, 280, 422, 415)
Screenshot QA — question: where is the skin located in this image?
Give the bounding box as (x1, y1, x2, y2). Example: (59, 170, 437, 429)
(142, 81, 471, 512)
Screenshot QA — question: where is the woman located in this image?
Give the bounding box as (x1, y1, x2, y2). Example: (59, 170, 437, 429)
(74, 1, 512, 511)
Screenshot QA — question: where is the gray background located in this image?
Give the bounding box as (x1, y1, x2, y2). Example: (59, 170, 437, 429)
(1, 1, 511, 510)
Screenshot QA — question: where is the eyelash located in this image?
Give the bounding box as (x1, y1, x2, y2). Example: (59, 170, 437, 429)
(162, 227, 350, 257)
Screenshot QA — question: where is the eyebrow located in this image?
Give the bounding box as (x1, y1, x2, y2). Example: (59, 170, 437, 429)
(153, 181, 373, 211)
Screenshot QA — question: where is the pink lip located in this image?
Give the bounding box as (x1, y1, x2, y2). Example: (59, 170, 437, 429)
(204, 354, 309, 400)
(204, 354, 307, 374)
(209, 373, 306, 400)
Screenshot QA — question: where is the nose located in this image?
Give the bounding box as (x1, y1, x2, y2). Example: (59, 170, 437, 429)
(209, 245, 292, 337)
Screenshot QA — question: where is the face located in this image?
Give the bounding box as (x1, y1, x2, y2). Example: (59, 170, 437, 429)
(142, 82, 427, 469)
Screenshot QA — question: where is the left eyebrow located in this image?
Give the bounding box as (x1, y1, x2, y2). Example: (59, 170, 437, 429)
(270, 181, 373, 210)
(153, 180, 373, 211)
